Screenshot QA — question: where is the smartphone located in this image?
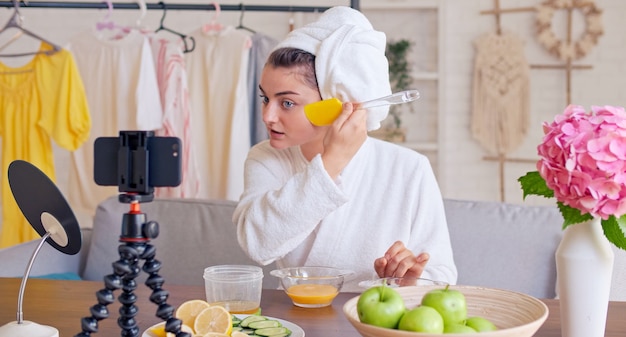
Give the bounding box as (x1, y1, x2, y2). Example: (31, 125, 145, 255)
(94, 131, 182, 193)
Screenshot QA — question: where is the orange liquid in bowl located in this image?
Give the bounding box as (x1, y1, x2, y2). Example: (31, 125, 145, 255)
(286, 284, 339, 307)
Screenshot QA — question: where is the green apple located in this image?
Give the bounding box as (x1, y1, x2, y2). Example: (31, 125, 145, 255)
(443, 323, 477, 333)
(397, 306, 444, 333)
(465, 316, 498, 332)
(357, 286, 406, 329)
(420, 285, 467, 325)
(444, 323, 477, 333)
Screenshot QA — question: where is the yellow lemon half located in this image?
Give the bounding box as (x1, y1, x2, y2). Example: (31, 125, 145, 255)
(193, 306, 232, 336)
(174, 299, 211, 331)
(304, 98, 343, 126)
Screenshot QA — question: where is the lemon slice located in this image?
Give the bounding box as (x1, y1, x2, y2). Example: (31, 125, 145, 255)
(193, 306, 233, 336)
(148, 322, 167, 337)
(175, 299, 211, 331)
(199, 333, 230, 337)
(147, 322, 193, 337)
(166, 324, 193, 337)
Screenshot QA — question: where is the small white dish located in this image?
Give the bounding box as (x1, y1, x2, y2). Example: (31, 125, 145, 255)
(142, 314, 306, 337)
(358, 277, 448, 289)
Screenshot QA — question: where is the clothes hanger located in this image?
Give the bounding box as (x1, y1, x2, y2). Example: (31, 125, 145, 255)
(117, 0, 147, 34)
(0, 0, 61, 57)
(236, 3, 255, 34)
(288, 6, 294, 32)
(0, 0, 24, 53)
(133, 0, 147, 29)
(95, 0, 123, 31)
(0, 21, 23, 52)
(202, 1, 224, 33)
(96, 0, 145, 40)
(155, 1, 195, 53)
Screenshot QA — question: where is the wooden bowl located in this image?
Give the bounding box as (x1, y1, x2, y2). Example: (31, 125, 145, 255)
(343, 285, 548, 337)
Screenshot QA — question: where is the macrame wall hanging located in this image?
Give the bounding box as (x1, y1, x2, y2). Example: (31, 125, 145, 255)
(472, 30, 530, 158)
(475, 0, 534, 202)
(477, 0, 603, 201)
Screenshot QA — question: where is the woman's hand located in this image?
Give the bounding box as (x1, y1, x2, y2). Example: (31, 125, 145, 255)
(374, 241, 430, 278)
(321, 102, 368, 179)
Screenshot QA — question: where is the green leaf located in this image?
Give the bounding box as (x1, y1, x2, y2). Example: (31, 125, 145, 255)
(557, 203, 593, 229)
(602, 216, 626, 250)
(386, 39, 415, 129)
(518, 171, 553, 199)
(518, 171, 626, 251)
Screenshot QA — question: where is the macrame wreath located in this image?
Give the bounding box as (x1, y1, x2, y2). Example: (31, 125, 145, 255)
(535, 0, 603, 62)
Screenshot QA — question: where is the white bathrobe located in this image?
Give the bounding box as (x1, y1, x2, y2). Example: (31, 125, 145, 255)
(233, 137, 458, 292)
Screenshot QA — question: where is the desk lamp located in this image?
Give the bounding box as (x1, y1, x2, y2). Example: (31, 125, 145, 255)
(0, 160, 81, 337)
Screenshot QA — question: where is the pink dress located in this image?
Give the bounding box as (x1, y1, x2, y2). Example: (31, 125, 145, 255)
(150, 34, 200, 198)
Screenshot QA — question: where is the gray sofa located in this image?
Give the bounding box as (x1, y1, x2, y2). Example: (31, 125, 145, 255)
(83, 197, 279, 289)
(1, 196, 621, 300)
(445, 199, 562, 298)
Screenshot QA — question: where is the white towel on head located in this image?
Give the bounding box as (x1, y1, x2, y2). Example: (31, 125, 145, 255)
(276, 6, 392, 131)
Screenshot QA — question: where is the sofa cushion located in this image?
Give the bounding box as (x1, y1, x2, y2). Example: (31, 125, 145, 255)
(0, 228, 91, 279)
(444, 199, 563, 298)
(33, 272, 82, 280)
(83, 196, 278, 289)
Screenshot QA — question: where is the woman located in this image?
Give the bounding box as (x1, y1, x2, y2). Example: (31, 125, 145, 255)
(233, 6, 457, 292)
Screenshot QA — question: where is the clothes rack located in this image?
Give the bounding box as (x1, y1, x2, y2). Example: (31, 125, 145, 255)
(0, 1, 359, 12)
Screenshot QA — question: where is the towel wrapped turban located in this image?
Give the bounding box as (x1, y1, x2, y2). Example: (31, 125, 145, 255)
(275, 6, 392, 131)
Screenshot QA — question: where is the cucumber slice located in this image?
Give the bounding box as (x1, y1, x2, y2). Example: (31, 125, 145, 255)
(240, 328, 256, 335)
(240, 315, 267, 327)
(248, 320, 282, 329)
(254, 327, 291, 336)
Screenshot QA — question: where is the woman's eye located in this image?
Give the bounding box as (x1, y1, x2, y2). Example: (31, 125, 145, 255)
(259, 95, 269, 104)
(282, 101, 295, 109)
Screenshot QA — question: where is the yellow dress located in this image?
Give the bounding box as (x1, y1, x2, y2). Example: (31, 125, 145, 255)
(0, 43, 91, 248)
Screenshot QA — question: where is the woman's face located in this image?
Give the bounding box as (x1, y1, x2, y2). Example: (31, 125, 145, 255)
(259, 65, 324, 150)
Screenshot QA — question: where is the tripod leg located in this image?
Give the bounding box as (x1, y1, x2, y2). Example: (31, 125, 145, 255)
(73, 242, 136, 336)
(74, 274, 120, 336)
(117, 243, 143, 336)
(141, 243, 190, 337)
(75, 196, 190, 336)
(75, 241, 190, 336)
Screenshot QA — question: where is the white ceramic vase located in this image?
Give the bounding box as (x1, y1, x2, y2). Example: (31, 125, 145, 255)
(555, 217, 614, 337)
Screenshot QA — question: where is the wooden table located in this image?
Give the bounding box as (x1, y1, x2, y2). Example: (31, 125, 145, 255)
(1, 277, 625, 336)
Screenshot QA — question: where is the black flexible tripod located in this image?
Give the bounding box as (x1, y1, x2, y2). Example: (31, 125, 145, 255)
(74, 193, 191, 337)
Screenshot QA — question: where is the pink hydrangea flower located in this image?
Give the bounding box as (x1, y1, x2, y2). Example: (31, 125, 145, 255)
(537, 104, 626, 219)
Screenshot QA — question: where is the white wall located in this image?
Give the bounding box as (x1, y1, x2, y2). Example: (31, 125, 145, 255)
(0, 0, 345, 200)
(1, 0, 625, 230)
(439, 0, 626, 205)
